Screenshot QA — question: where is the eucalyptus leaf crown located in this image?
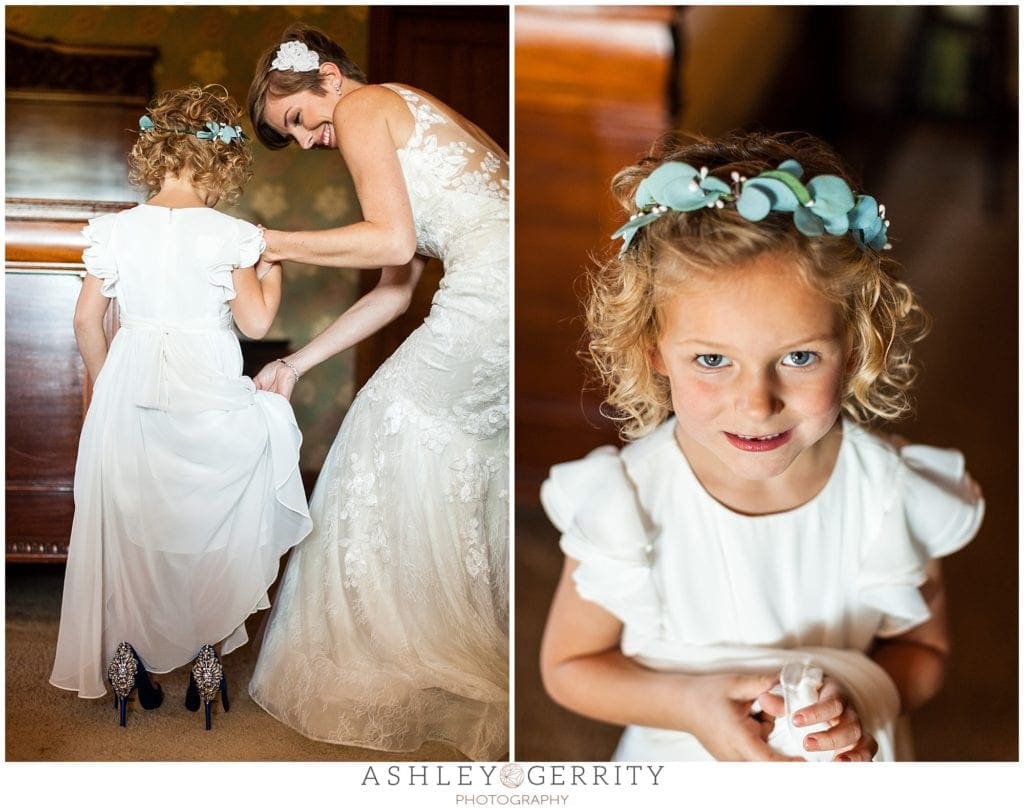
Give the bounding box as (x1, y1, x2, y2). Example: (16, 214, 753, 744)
(138, 115, 246, 145)
(612, 159, 890, 256)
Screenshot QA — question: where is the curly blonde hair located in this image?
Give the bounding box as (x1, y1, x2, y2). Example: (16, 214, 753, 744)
(588, 132, 930, 441)
(128, 85, 253, 204)
(247, 23, 367, 150)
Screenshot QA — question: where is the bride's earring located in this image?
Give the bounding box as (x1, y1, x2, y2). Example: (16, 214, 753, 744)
(333, 83, 341, 95)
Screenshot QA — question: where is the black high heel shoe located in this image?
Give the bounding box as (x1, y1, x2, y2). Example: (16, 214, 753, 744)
(107, 642, 164, 727)
(185, 645, 229, 730)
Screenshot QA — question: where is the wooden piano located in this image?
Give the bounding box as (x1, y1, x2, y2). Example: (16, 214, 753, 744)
(5, 32, 158, 562)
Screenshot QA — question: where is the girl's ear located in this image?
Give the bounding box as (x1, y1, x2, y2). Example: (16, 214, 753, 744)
(650, 344, 668, 376)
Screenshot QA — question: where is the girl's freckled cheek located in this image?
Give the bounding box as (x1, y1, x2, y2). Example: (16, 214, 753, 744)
(691, 379, 717, 399)
(679, 377, 721, 416)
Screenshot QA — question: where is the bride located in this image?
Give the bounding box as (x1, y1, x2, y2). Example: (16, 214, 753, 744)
(245, 24, 508, 761)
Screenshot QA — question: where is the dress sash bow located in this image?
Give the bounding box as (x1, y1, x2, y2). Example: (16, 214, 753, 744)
(119, 313, 254, 412)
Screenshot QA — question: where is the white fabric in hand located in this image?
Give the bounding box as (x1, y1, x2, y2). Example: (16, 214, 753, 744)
(765, 661, 834, 761)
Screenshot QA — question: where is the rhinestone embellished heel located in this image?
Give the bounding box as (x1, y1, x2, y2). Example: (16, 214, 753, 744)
(108, 642, 136, 727)
(106, 642, 164, 727)
(188, 645, 229, 730)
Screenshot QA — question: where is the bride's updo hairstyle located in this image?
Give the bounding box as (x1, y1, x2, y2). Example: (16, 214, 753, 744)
(588, 131, 930, 441)
(248, 23, 368, 150)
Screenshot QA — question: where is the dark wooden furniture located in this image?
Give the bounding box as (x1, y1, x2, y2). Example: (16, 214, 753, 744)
(515, 6, 682, 501)
(5, 31, 159, 203)
(5, 201, 127, 561)
(5, 32, 159, 562)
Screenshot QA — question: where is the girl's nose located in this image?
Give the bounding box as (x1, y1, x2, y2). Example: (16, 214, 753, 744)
(736, 372, 780, 421)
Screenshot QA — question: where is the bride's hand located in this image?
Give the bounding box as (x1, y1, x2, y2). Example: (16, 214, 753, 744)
(254, 359, 298, 400)
(260, 228, 284, 264)
(256, 223, 284, 268)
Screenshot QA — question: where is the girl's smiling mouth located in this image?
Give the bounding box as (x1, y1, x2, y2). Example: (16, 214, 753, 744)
(724, 430, 793, 452)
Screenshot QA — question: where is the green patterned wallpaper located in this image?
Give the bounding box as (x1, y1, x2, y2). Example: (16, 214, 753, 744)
(6, 4, 370, 472)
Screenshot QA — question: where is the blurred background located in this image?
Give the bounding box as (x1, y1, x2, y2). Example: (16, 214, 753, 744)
(516, 4, 1017, 761)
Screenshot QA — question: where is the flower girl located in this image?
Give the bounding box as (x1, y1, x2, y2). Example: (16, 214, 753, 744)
(49, 85, 312, 730)
(540, 132, 984, 760)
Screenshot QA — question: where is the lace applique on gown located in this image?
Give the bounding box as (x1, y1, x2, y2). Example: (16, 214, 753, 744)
(248, 85, 509, 761)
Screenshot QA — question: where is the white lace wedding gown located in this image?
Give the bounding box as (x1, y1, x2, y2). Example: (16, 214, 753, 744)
(248, 85, 509, 761)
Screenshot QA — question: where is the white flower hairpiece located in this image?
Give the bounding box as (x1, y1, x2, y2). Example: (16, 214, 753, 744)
(272, 40, 320, 72)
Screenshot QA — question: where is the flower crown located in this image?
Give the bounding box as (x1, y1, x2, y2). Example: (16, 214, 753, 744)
(272, 40, 320, 72)
(612, 160, 890, 256)
(138, 115, 246, 145)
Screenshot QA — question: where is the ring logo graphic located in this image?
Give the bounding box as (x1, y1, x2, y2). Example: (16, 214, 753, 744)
(499, 764, 525, 788)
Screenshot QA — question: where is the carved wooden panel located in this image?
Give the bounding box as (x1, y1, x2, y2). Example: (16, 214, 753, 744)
(5, 31, 158, 204)
(6, 30, 157, 97)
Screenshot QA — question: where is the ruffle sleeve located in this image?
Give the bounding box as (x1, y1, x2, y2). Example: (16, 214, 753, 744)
(237, 219, 266, 269)
(858, 443, 984, 637)
(81, 214, 119, 298)
(208, 219, 267, 304)
(540, 447, 662, 636)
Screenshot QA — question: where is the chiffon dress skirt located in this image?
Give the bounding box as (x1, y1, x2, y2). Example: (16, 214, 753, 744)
(50, 205, 312, 698)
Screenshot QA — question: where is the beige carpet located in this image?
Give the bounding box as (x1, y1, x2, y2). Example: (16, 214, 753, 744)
(4, 562, 467, 763)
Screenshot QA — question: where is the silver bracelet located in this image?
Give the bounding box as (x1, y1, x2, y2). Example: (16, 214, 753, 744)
(276, 357, 301, 381)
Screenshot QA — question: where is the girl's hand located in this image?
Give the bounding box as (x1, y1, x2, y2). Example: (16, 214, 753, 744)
(684, 673, 799, 761)
(253, 359, 298, 400)
(757, 675, 879, 762)
(255, 255, 280, 280)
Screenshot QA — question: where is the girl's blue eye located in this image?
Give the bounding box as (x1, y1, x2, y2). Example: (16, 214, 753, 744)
(695, 354, 731, 369)
(782, 351, 817, 367)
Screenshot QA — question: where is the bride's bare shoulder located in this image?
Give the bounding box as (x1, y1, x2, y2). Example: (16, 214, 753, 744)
(334, 83, 410, 120)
